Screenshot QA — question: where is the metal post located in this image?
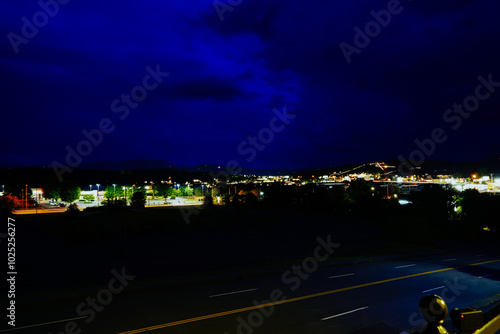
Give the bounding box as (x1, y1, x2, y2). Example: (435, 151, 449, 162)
(97, 184, 100, 206)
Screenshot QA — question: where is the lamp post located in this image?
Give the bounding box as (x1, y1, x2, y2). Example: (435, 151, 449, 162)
(113, 184, 116, 201)
(96, 184, 100, 206)
(122, 186, 126, 205)
(150, 181, 154, 204)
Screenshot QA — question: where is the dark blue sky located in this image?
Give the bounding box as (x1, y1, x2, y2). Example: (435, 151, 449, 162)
(1, 0, 500, 170)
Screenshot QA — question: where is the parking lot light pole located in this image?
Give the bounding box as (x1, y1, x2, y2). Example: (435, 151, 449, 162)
(150, 181, 154, 204)
(96, 184, 100, 206)
(123, 186, 127, 204)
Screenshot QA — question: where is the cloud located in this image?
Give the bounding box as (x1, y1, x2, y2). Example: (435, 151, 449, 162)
(1, 0, 499, 168)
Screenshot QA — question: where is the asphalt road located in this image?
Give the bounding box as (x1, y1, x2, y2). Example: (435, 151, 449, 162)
(5, 252, 500, 334)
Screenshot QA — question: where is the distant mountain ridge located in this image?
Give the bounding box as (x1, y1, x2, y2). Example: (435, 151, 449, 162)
(2, 157, 500, 177)
(72, 157, 500, 176)
(78, 160, 295, 176)
(79, 160, 179, 170)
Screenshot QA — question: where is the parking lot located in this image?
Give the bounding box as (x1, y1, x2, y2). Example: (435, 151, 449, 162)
(13, 197, 204, 214)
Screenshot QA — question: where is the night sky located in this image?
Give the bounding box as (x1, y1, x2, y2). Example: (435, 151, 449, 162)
(1, 0, 500, 170)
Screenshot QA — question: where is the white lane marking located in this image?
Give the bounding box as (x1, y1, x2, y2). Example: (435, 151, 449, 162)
(395, 264, 416, 269)
(209, 288, 258, 298)
(443, 258, 456, 262)
(422, 286, 445, 293)
(321, 306, 369, 321)
(0, 316, 87, 332)
(479, 274, 493, 279)
(328, 273, 355, 279)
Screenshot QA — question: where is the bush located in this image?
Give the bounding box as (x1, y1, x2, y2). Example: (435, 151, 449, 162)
(66, 203, 80, 215)
(103, 199, 127, 209)
(0, 195, 19, 214)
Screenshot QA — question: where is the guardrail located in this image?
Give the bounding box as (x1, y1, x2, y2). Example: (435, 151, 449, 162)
(411, 294, 500, 334)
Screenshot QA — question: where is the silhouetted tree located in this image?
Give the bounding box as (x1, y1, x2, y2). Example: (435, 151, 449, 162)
(345, 179, 373, 210)
(130, 191, 146, 208)
(180, 185, 193, 197)
(104, 185, 124, 200)
(412, 184, 458, 222)
(43, 183, 60, 200)
(60, 182, 81, 203)
(155, 183, 175, 201)
(0, 195, 19, 214)
(461, 189, 500, 232)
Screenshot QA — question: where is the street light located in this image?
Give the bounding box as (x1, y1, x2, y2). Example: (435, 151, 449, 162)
(113, 184, 116, 201)
(96, 184, 100, 206)
(150, 181, 154, 203)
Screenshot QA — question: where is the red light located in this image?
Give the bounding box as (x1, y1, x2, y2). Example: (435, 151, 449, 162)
(461, 314, 464, 318)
